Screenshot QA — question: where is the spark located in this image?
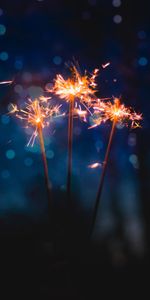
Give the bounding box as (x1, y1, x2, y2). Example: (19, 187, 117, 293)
(9, 98, 61, 146)
(102, 62, 110, 69)
(88, 162, 102, 169)
(39, 95, 51, 103)
(9, 103, 19, 114)
(0, 80, 13, 85)
(52, 65, 99, 106)
(74, 103, 87, 122)
(92, 97, 142, 129)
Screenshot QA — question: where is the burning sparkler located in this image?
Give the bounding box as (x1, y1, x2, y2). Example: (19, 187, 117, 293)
(89, 97, 142, 236)
(92, 97, 142, 128)
(9, 97, 61, 208)
(52, 64, 99, 202)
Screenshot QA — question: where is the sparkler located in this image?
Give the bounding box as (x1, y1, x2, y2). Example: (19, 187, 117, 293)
(52, 65, 99, 202)
(89, 97, 142, 236)
(9, 97, 61, 209)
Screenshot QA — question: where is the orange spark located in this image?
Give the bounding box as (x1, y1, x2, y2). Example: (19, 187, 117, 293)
(92, 98, 142, 129)
(9, 98, 61, 146)
(9, 103, 19, 114)
(88, 162, 102, 169)
(73, 103, 88, 122)
(39, 95, 52, 103)
(52, 65, 99, 106)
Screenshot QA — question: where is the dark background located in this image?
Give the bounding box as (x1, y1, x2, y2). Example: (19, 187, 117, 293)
(0, 0, 149, 298)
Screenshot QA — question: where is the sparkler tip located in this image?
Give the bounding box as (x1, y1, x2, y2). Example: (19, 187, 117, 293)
(9, 97, 62, 146)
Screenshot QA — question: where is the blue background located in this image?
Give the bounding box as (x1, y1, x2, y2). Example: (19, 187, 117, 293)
(0, 2, 149, 297)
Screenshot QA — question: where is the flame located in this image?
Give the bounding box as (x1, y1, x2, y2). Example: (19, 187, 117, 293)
(9, 97, 61, 146)
(52, 65, 98, 105)
(92, 98, 142, 128)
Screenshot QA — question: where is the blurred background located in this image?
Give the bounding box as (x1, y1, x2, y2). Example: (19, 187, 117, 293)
(0, 0, 149, 298)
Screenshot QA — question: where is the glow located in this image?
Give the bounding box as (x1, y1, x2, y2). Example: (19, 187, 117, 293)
(14, 60, 23, 70)
(88, 162, 102, 169)
(44, 137, 51, 146)
(95, 140, 103, 150)
(0, 80, 12, 85)
(0, 24, 6, 35)
(128, 133, 136, 147)
(6, 149, 15, 160)
(23, 72, 32, 82)
(74, 126, 82, 136)
(0, 52, 9, 61)
(113, 15, 122, 24)
(0, 8, 3, 16)
(24, 157, 33, 167)
(46, 150, 54, 159)
(112, 0, 121, 7)
(27, 86, 43, 99)
(88, 0, 97, 5)
(53, 56, 62, 65)
(14, 84, 23, 95)
(138, 30, 146, 39)
(102, 62, 110, 69)
(129, 154, 139, 169)
(138, 57, 148, 66)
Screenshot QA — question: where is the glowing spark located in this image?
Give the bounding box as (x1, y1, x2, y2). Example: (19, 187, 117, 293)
(9, 98, 61, 146)
(92, 98, 142, 129)
(102, 62, 110, 69)
(0, 80, 13, 85)
(39, 95, 51, 103)
(52, 65, 99, 106)
(9, 104, 19, 114)
(88, 162, 102, 169)
(74, 103, 87, 122)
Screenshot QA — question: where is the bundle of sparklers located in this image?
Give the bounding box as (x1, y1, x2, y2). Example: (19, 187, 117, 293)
(2, 64, 142, 236)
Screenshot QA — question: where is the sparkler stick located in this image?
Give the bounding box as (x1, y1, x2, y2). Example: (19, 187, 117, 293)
(9, 97, 61, 214)
(89, 97, 142, 236)
(37, 124, 51, 210)
(67, 96, 74, 202)
(89, 119, 116, 236)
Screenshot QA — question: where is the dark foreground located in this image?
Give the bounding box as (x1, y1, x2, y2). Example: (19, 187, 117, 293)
(0, 228, 149, 300)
